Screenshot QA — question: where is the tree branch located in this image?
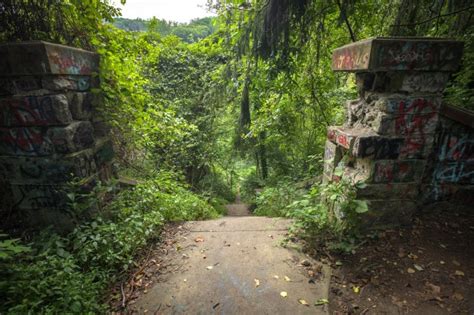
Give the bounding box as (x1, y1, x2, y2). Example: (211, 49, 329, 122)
(392, 5, 474, 27)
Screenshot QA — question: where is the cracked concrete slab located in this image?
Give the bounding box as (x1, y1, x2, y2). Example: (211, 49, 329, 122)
(129, 216, 330, 315)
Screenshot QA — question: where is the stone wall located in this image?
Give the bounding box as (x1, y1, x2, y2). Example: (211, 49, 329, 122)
(324, 37, 471, 226)
(0, 41, 114, 229)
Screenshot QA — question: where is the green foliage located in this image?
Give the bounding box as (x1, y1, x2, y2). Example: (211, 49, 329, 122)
(114, 17, 217, 43)
(0, 174, 219, 313)
(254, 182, 303, 217)
(288, 175, 368, 253)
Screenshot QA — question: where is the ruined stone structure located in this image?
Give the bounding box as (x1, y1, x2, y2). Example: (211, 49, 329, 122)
(0, 41, 114, 228)
(324, 37, 472, 225)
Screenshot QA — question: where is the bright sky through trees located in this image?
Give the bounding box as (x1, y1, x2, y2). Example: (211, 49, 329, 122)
(113, 0, 215, 22)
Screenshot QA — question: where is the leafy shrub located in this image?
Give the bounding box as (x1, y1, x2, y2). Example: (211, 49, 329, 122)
(240, 170, 264, 203)
(288, 175, 368, 253)
(254, 183, 303, 217)
(0, 174, 219, 314)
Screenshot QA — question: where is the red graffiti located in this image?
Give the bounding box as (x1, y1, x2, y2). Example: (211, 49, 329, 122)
(0, 127, 50, 155)
(0, 96, 59, 126)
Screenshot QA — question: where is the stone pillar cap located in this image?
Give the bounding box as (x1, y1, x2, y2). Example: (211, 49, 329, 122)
(0, 40, 99, 76)
(332, 37, 463, 72)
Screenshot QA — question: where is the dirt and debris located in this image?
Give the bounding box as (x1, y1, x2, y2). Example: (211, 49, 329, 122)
(325, 203, 474, 314)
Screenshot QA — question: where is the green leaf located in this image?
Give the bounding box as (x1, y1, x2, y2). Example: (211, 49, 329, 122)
(354, 200, 369, 213)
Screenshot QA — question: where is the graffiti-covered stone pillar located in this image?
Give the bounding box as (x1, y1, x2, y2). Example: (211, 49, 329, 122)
(324, 37, 464, 225)
(0, 41, 115, 228)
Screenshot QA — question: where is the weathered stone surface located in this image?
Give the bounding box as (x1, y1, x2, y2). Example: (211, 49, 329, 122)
(42, 76, 92, 91)
(8, 183, 67, 210)
(359, 199, 417, 227)
(355, 159, 426, 183)
(0, 94, 72, 127)
(323, 140, 341, 180)
(372, 111, 438, 136)
(0, 126, 52, 156)
(332, 37, 463, 72)
(0, 41, 99, 75)
(47, 121, 95, 154)
(352, 135, 403, 159)
(356, 72, 451, 94)
(374, 96, 441, 115)
(356, 183, 419, 200)
(399, 135, 434, 159)
(0, 138, 112, 184)
(67, 92, 93, 120)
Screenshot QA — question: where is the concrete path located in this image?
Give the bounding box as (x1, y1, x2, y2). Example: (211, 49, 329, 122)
(130, 215, 330, 314)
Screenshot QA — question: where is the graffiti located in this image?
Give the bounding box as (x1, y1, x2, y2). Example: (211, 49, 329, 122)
(371, 160, 424, 183)
(399, 136, 432, 159)
(327, 127, 355, 149)
(332, 42, 371, 71)
(0, 127, 52, 156)
(0, 95, 71, 126)
(433, 161, 474, 184)
(401, 73, 449, 93)
(42, 76, 91, 91)
(375, 40, 463, 71)
(437, 131, 474, 162)
(379, 97, 439, 115)
(11, 184, 64, 210)
(352, 136, 402, 159)
(47, 49, 95, 75)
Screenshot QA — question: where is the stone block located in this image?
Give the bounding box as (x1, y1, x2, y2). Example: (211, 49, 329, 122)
(0, 94, 72, 127)
(47, 121, 95, 154)
(356, 159, 426, 183)
(356, 183, 419, 200)
(327, 126, 373, 150)
(375, 96, 441, 115)
(356, 72, 451, 93)
(399, 135, 434, 159)
(8, 183, 67, 210)
(67, 92, 93, 120)
(359, 199, 417, 227)
(332, 37, 463, 72)
(372, 111, 438, 136)
(0, 126, 52, 156)
(431, 160, 474, 184)
(0, 138, 113, 184)
(0, 41, 99, 75)
(323, 140, 342, 179)
(42, 76, 92, 91)
(352, 135, 403, 159)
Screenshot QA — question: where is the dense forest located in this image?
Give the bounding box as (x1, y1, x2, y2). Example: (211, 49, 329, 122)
(0, 0, 473, 313)
(113, 17, 217, 43)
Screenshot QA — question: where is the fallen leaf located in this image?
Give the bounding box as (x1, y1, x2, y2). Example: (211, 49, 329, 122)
(254, 279, 260, 287)
(195, 237, 204, 243)
(315, 298, 329, 305)
(284, 276, 291, 282)
(414, 264, 424, 271)
(335, 261, 343, 266)
(454, 270, 465, 276)
(407, 268, 416, 274)
(452, 292, 464, 301)
(298, 299, 309, 306)
(280, 291, 288, 297)
(440, 260, 445, 265)
(352, 286, 360, 294)
(273, 275, 279, 279)
(425, 282, 441, 294)
(206, 266, 213, 270)
(452, 260, 461, 266)
(300, 259, 311, 267)
(183, 279, 187, 282)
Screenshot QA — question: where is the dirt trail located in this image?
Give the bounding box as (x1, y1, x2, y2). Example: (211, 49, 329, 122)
(128, 215, 331, 314)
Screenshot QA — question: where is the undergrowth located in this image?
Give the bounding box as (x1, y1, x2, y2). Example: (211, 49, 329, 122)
(253, 169, 369, 253)
(0, 172, 220, 314)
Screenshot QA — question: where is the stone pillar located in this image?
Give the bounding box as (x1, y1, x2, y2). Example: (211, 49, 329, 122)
(324, 37, 464, 225)
(0, 41, 114, 228)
